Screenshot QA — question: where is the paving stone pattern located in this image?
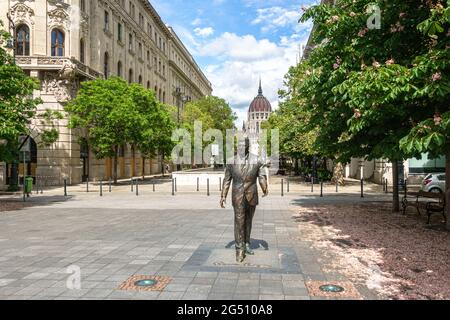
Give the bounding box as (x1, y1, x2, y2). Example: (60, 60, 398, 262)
(0, 186, 384, 300)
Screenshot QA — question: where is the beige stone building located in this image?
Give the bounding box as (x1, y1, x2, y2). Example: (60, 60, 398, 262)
(0, 0, 212, 189)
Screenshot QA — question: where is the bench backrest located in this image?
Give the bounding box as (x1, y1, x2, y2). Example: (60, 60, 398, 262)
(418, 190, 445, 201)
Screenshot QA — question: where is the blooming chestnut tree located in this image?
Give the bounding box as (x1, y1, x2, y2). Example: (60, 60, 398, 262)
(290, 0, 449, 213)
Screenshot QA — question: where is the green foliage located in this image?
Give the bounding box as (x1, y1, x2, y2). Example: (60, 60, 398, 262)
(0, 20, 43, 162)
(65, 77, 176, 180)
(182, 96, 236, 134)
(38, 109, 64, 147)
(286, 0, 449, 165)
(182, 96, 236, 162)
(317, 168, 333, 182)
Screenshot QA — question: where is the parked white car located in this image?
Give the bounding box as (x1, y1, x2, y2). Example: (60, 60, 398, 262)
(421, 173, 446, 193)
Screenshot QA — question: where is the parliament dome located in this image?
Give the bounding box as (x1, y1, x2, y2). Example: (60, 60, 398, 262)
(248, 81, 272, 113)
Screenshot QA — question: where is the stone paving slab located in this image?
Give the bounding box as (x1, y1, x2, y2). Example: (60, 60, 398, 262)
(0, 191, 383, 300)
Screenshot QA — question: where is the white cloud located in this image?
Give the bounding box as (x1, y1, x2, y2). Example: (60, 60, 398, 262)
(199, 32, 283, 62)
(194, 27, 215, 37)
(195, 32, 311, 125)
(191, 18, 202, 26)
(252, 6, 300, 32)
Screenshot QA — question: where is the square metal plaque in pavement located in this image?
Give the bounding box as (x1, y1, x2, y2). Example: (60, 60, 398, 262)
(181, 244, 302, 274)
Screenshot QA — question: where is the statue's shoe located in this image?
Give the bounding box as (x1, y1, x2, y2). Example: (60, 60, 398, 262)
(245, 243, 254, 255)
(236, 250, 245, 263)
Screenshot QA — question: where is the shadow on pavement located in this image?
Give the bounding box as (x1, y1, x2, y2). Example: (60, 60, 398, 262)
(225, 239, 269, 251)
(0, 195, 74, 213)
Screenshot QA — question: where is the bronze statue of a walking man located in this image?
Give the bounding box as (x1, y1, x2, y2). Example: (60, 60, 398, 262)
(220, 138, 268, 263)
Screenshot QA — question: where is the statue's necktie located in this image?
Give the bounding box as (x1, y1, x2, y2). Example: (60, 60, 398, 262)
(241, 156, 249, 175)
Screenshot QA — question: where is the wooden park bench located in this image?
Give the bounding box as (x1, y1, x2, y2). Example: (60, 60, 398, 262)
(402, 190, 446, 224)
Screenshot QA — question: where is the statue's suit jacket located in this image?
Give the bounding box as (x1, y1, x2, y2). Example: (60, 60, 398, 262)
(221, 157, 268, 208)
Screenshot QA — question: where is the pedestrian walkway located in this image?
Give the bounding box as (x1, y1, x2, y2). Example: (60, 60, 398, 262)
(0, 188, 384, 300)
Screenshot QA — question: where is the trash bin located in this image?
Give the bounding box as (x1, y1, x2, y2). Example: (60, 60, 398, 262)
(25, 176, 33, 194)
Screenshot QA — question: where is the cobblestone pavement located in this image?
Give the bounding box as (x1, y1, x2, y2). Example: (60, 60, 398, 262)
(0, 182, 389, 300)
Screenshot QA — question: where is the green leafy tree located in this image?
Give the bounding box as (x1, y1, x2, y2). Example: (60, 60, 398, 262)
(0, 21, 60, 190)
(65, 77, 140, 183)
(293, 0, 449, 212)
(398, 2, 450, 226)
(66, 77, 176, 182)
(182, 96, 236, 166)
(0, 21, 42, 163)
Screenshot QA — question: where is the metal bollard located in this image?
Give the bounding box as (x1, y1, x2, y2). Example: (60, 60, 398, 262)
(361, 179, 364, 198)
(320, 181, 323, 197)
(311, 179, 314, 193)
(207, 178, 210, 196)
(86, 178, 89, 193)
(131, 178, 134, 192)
(153, 180, 155, 192)
(404, 179, 408, 198)
(136, 179, 139, 196)
(197, 177, 199, 192)
(281, 179, 284, 197)
(109, 178, 112, 193)
(40, 179, 43, 194)
(287, 179, 290, 193)
(100, 180, 103, 197)
(172, 179, 175, 196)
(219, 177, 222, 191)
(175, 178, 177, 192)
(64, 179, 67, 197)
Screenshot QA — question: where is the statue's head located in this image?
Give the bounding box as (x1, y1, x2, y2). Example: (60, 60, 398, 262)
(237, 136, 250, 158)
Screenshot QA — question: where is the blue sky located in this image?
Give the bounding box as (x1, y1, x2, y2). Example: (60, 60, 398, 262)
(151, 0, 319, 124)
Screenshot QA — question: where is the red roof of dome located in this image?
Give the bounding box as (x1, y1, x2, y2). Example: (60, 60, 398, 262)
(248, 81, 272, 113)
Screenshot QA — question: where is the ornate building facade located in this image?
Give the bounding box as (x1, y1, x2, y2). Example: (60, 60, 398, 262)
(0, 0, 212, 188)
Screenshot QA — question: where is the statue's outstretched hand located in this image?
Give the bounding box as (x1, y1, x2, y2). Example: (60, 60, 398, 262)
(220, 197, 226, 208)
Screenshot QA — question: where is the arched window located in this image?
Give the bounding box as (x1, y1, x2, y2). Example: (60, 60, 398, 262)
(80, 39, 85, 63)
(147, 81, 150, 89)
(138, 75, 142, 85)
(117, 60, 122, 77)
(104, 52, 109, 79)
(128, 68, 133, 83)
(51, 29, 65, 57)
(16, 24, 30, 56)
(163, 91, 166, 103)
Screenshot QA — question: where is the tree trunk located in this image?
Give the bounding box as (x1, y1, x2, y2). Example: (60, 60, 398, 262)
(113, 145, 118, 184)
(161, 150, 165, 177)
(446, 152, 450, 230)
(392, 160, 400, 212)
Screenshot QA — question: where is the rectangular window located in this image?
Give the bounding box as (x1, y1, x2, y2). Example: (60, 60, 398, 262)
(104, 11, 109, 31)
(118, 23, 122, 42)
(129, 33, 133, 51)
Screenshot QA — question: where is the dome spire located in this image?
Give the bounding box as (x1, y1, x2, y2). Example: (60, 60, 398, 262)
(258, 78, 263, 96)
